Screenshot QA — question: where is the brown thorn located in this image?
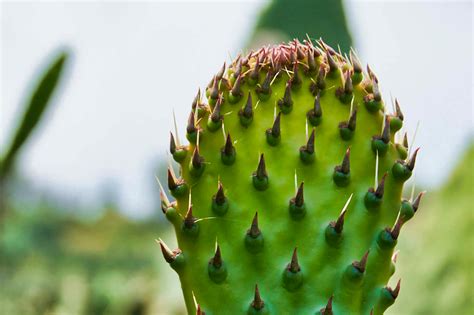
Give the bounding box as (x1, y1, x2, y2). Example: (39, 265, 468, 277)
(403, 132, 409, 149)
(241, 92, 253, 118)
(372, 78, 381, 101)
(192, 147, 203, 169)
(412, 191, 425, 212)
(184, 205, 196, 228)
(314, 92, 322, 116)
(158, 239, 176, 264)
(231, 74, 243, 96)
(306, 129, 315, 153)
(187, 110, 197, 134)
(375, 172, 388, 198)
(210, 76, 219, 99)
(395, 98, 404, 120)
(390, 217, 404, 240)
(224, 133, 234, 156)
(389, 279, 402, 299)
(352, 250, 370, 273)
(348, 106, 357, 131)
(256, 154, 268, 179)
(216, 62, 226, 80)
(167, 168, 178, 190)
(169, 132, 177, 154)
(196, 304, 205, 315)
(320, 295, 334, 315)
(340, 147, 351, 174)
(294, 182, 304, 207)
(333, 208, 347, 234)
(248, 212, 261, 237)
(381, 116, 391, 143)
(350, 49, 362, 73)
(287, 248, 301, 273)
(215, 181, 226, 204)
(407, 147, 420, 171)
(251, 284, 264, 310)
(272, 112, 282, 137)
(210, 245, 223, 268)
(210, 96, 223, 122)
(192, 89, 200, 109)
(344, 70, 353, 93)
(233, 59, 242, 78)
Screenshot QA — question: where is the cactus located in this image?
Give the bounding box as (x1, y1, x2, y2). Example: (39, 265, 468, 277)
(158, 39, 422, 314)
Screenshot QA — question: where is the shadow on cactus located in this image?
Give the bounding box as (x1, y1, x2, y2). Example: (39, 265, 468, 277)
(158, 39, 423, 314)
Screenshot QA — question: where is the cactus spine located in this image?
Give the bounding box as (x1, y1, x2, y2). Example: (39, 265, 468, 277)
(159, 39, 423, 314)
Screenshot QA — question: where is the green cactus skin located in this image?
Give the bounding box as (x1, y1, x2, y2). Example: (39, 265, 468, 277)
(159, 39, 422, 314)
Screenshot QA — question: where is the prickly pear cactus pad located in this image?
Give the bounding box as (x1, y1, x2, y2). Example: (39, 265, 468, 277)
(158, 39, 423, 315)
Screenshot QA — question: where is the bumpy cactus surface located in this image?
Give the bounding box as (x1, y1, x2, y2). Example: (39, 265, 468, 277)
(158, 39, 423, 314)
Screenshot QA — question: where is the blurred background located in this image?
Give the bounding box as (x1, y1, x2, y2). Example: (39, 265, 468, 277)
(1, 1, 472, 314)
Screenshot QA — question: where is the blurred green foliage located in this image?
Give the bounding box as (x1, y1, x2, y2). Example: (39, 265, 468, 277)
(391, 143, 474, 315)
(0, 204, 180, 315)
(249, 0, 352, 51)
(0, 51, 69, 181)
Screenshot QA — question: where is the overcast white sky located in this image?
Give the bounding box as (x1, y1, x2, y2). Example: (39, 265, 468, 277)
(1, 1, 472, 216)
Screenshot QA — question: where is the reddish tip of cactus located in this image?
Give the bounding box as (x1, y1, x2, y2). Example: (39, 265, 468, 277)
(389, 217, 404, 240)
(157, 239, 181, 264)
(412, 191, 425, 212)
(196, 304, 206, 315)
(293, 182, 305, 207)
(248, 212, 261, 237)
(320, 295, 333, 315)
(394, 99, 404, 120)
(215, 181, 226, 204)
(353, 250, 370, 273)
(339, 147, 351, 174)
(288, 248, 301, 273)
(157, 239, 174, 263)
(167, 168, 178, 190)
(407, 148, 420, 171)
(374, 172, 388, 198)
(170, 132, 177, 154)
(184, 205, 196, 228)
(332, 208, 347, 234)
(210, 245, 223, 268)
(255, 154, 268, 179)
(306, 129, 316, 154)
(251, 284, 265, 310)
(192, 147, 204, 169)
(403, 132, 409, 149)
(391, 279, 402, 299)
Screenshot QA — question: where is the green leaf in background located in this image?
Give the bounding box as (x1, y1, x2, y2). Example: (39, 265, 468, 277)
(249, 0, 352, 51)
(0, 50, 69, 181)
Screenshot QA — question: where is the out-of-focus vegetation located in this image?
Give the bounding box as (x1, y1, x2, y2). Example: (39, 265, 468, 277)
(249, 0, 352, 51)
(1, 204, 170, 315)
(0, 51, 68, 182)
(391, 143, 474, 315)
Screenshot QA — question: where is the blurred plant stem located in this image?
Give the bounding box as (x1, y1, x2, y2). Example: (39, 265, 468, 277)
(0, 49, 69, 215)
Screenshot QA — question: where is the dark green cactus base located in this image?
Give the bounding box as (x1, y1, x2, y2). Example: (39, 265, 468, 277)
(160, 40, 421, 314)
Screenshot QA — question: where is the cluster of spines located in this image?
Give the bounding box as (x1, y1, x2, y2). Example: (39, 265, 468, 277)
(169, 42, 415, 188)
(169, 133, 418, 196)
(159, 39, 423, 314)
